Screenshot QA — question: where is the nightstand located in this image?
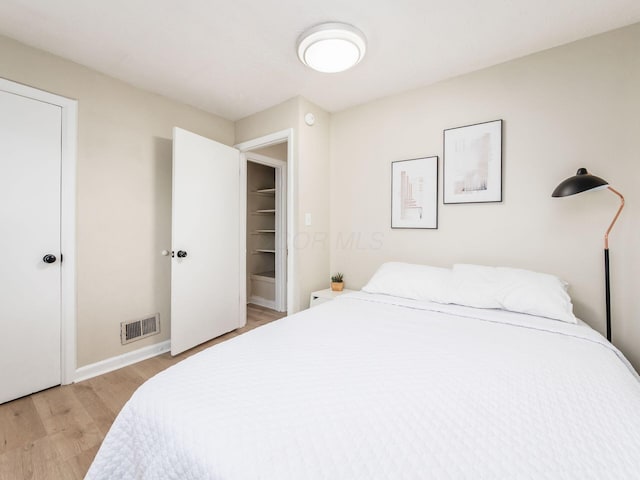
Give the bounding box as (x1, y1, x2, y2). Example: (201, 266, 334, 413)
(309, 288, 355, 308)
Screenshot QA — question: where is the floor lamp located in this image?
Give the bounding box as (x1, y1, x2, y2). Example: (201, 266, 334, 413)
(552, 168, 624, 342)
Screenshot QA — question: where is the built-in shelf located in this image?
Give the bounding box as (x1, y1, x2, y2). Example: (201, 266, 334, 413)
(252, 187, 276, 195)
(251, 229, 276, 234)
(253, 209, 276, 214)
(254, 249, 276, 254)
(251, 270, 275, 282)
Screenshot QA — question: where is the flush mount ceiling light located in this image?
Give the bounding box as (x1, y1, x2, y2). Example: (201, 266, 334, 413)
(296, 22, 367, 73)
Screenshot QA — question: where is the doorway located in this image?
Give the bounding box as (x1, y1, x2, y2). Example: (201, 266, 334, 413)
(246, 148, 287, 312)
(237, 129, 295, 315)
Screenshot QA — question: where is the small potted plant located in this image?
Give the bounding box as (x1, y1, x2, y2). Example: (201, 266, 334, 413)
(331, 272, 344, 292)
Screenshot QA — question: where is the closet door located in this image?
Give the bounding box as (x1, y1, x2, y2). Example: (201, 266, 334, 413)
(0, 90, 62, 403)
(171, 128, 244, 355)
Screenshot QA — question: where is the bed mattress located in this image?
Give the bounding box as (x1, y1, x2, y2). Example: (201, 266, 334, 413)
(86, 292, 640, 479)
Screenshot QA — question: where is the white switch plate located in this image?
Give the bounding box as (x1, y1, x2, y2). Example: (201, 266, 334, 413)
(305, 213, 312, 226)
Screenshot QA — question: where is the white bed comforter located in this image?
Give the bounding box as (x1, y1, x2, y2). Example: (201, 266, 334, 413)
(86, 293, 640, 479)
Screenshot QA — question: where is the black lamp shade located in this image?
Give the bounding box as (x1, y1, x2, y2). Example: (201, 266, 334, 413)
(551, 168, 609, 197)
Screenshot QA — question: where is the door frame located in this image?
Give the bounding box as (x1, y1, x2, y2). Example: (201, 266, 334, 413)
(236, 129, 296, 313)
(0, 77, 78, 385)
(244, 153, 287, 312)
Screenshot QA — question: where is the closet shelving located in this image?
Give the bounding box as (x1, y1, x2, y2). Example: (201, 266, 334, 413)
(246, 154, 286, 312)
(249, 185, 276, 260)
(247, 156, 286, 310)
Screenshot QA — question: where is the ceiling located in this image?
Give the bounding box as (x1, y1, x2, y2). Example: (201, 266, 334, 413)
(1, 0, 639, 121)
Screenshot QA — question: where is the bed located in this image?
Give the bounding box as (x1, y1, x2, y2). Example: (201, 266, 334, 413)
(86, 264, 640, 479)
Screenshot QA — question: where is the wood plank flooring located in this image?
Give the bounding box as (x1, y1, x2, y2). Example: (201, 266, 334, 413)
(0, 305, 285, 479)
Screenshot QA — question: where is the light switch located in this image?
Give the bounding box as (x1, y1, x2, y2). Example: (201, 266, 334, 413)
(305, 213, 312, 226)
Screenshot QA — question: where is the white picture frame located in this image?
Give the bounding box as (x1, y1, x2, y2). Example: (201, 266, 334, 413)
(391, 156, 438, 229)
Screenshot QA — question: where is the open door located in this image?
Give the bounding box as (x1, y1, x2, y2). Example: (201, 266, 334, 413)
(171, 127, 245, 356)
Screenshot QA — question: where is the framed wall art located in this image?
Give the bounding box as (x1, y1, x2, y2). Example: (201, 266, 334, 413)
(443, 119, 503, 204)
(391, 156, 438, 229)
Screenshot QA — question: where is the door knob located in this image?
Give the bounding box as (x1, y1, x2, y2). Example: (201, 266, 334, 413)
(43, 254, 57, 264)
(177, 250, 188, 258)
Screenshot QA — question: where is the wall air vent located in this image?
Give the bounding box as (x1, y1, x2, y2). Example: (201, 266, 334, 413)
(121, 314, 160, 345)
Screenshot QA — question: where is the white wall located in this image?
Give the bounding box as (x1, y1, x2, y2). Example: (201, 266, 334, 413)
(252, 143, 288, 160)
(330, 24, 640, 368)
(296, 97, 332, 307)
(0, 34, 234, 367)
(3, 20, 637, 371)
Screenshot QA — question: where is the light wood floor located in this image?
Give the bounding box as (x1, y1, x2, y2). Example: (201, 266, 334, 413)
(0, 305, 285, 480)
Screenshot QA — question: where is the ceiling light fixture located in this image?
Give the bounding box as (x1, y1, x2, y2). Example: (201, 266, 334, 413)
(296, 22, 367, 73)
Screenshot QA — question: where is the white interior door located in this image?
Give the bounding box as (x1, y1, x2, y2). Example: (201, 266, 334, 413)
(171, 127, 244, 356)
(0, 90, 62, 404)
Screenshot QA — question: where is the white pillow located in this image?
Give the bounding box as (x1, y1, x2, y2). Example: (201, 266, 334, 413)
(362, 262, 451, 304)
(447, 264, 576, 323)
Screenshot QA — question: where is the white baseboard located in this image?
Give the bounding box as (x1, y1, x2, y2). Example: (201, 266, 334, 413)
(248, 295, 276, 310)
(74, 340, 171, 383)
